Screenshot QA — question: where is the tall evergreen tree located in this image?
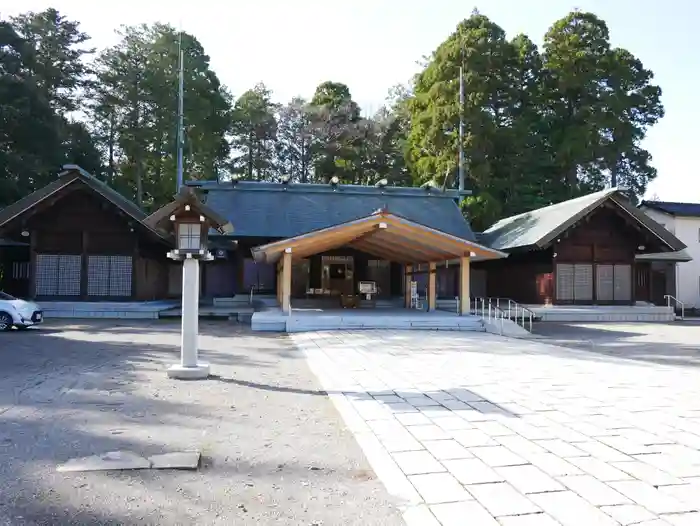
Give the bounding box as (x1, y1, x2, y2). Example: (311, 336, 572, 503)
(89, 24, 232, 209)
(276, 97, 313, 182)
(229, 83, 278, 181)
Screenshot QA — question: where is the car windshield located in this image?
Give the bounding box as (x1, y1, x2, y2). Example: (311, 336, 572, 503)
(0, 291, 17, 301)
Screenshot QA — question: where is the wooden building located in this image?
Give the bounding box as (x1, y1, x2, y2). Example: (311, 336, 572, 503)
(188, 178, 504, 306)
(0, 165, 172, 301)
(476, 189, 688, 305)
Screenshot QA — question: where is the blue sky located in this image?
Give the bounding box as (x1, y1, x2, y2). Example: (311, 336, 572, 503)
(6, 0, 697, 201)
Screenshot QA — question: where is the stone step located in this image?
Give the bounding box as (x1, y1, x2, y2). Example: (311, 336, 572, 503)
(212, 296, 250, 307)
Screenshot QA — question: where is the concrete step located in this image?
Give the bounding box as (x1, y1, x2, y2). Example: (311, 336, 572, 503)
(213, 296, 250, 307)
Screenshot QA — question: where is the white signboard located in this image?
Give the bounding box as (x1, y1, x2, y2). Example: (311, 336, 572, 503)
(358, 281, 377, 294)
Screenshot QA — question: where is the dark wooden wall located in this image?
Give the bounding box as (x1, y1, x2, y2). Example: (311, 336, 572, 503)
(21, 186, 169, 300)
(554, 206, 642, 264)
(477, 204, 672, 306)
(476, 249, 554, 304)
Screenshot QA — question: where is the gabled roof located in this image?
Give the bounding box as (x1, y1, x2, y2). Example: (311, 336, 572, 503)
(0, 165, 146, 226)
(639, 200, 700, 217)
(144, 186, 234, 235)
(0, 165, 168, 242)
(482, 188, 686, 252)
(189, 180, 476, 241)
(251, 209, 505, 264)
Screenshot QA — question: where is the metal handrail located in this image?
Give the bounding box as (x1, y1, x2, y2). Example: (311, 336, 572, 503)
(469, 297, 506, 335)
(249, 285, 255, 305)
(491, 297, 534, 332)
(470, 296, 534, 332)
(664, 294, 685, 320)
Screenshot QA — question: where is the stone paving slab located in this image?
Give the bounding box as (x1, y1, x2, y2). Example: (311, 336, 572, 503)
(293, 329, 700, 526)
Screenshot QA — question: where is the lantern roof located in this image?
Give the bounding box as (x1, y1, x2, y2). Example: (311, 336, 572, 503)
(145, 187, 233, 236)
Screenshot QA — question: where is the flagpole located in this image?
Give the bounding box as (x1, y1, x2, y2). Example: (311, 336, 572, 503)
(458, 62, 465, 194)
(176, 32, 184, 192)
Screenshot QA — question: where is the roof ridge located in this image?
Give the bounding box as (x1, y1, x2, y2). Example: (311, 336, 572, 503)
(485, 188, 618, 231)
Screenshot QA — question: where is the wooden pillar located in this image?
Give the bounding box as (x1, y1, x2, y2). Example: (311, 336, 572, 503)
(404, 264, 413, 308)
(459, 255, 470, 315)
(281, 249, 292, 313)
(29, 231, 37, 300)
(80, 231, 89, 299)
(276, 262, 282, 305)
(428, 262, 437, 311)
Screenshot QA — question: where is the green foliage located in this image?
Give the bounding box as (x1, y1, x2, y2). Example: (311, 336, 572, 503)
(89, 24, 232, 209)
(407, 10, 664, 226)
(1, 7, 665, 232)
(229, 83, 278, 180)
(0, 11, 100, 207)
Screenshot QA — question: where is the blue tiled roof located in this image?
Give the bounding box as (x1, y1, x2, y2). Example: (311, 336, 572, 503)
(189, 181, 475, 241)
(640, 201, 700, 217)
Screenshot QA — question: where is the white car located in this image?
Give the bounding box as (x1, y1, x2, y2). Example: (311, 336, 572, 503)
(0, 291, 43, 331)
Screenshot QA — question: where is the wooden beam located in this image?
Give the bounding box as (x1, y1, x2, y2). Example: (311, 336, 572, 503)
(404, 264, 413, 309)
(353, 239, 432, 262)
(351, 239, 408, 262)
(281, 249, 292, 314)
(385, 217, 497, 258)
(459, 255, 470, 315)
(361, 231, 451, 262)
(262, 223, 377, 262)
(428, 261, 436, 311)
(373, 227, 457, 260)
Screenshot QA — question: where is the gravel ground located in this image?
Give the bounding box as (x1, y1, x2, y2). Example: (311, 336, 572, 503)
(0, 321, 404, 526)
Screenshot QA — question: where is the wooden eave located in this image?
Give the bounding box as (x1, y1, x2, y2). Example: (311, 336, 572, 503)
(536, 195, 687, 252)
(0, 167, 170, 245)
(251, 212, 507, 264)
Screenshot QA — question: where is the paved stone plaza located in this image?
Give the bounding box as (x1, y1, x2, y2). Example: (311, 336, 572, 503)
(292, 329, 700, 526)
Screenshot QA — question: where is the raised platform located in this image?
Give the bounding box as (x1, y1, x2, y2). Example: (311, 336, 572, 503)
(251, 307, 485, 333)
(40, 299, 252, 321)
(526, 305, 675, 323)
(41, 300, 178, 320)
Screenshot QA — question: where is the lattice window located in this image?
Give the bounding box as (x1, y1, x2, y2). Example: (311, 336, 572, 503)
(35, 254, 81, 296)
(178, 223, 201, 251)
(613, 264, 631, 301)
(87, 255, 132, 297)
(556, 264, 574, 301)
(88, 256, 110, 296)
(12, 262, 30, 280)
(573, 264, 593, 301)
(596, 264, 615, 302)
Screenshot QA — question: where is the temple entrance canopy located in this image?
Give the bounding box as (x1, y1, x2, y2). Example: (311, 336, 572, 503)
(251, 209, 506, 314)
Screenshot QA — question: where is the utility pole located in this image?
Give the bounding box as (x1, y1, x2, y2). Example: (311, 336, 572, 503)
(176, 32, 185, 192)
(458, 61, 465, 194)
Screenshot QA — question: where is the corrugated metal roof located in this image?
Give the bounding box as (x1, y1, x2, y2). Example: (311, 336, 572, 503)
(482, 188, 686, 252)
(639, 201, 700, 217)
(194, 181, 475, 241)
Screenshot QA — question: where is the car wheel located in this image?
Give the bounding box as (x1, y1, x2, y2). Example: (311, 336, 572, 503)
(0, 312, 12, 332)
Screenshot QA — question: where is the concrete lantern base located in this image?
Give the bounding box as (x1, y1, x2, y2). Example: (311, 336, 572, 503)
(166, 363, 211, 380)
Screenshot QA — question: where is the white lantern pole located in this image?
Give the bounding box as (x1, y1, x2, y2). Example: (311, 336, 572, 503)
(167, 214, 210, 379)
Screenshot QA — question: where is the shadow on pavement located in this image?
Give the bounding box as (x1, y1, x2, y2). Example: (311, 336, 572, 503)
(531, 321, 700, 368)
